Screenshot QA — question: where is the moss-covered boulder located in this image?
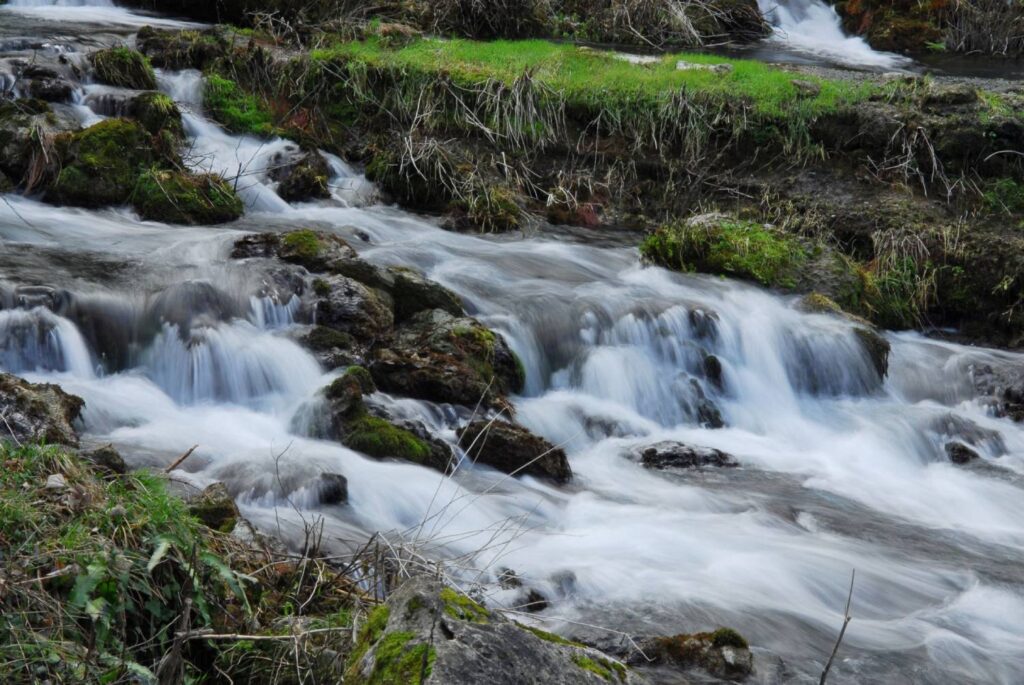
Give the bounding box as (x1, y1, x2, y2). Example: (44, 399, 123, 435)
(89, 47, 157, 90)
(48, 118, 155, 207)
(132, 169, 243, 224)
(129, 91, 183, 137)
(269, 151, 331, 203)
(312, 274, 395, 342)
(0, 373, 84, 446)
(203, 73, 275, 136)
(371, 310, 524, 409)
(458, 419, 572, 484)
(0, 99, 79, 185)
(346, 577, 630, 684)
(629, 629, 753, 681)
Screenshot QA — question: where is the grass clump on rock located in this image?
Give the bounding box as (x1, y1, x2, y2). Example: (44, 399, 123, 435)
(89, 46, 157, 90)
(133, 168, 243, 224)
(49, 118, 156, 207)
(203, 73, 276, 136)
(129, 91, 183, 137)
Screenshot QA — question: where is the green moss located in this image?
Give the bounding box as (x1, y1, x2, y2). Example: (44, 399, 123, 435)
(203, 73, 275, 136)
(131, 92, 183, 137)
(133, 168, 243, 225)
(982, 178, 1024, 215)
(457, 185, 522, 233)
(90, 47, 156, 90)
(282, 229, 323, 261)
(49, 118, 155, 207)
(522, 624, 585, 647)
(306, 325, 355, 350)
(641, 219, 809, 290)
(572, 654, 625, 682)
(710, 627, 749, 649)
(363, 632, 435, 685)
(313, 278, 332, 296)
(439, 587, 489, 623)
(343, 365, 377, 394)
(343, 415, 432, 463)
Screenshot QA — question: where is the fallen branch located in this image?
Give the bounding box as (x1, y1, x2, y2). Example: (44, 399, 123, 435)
(820, 569, 856, 685)
(165, 444, 199, 473)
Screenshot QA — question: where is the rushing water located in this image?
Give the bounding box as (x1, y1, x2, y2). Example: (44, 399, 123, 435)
(3, 3, 1024, 684)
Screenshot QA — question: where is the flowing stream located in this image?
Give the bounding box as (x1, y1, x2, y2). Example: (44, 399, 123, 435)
(3, 3, 1024, 683)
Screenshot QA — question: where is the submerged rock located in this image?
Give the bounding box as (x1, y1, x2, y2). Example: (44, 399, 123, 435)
(316, 472, 348, 505)
(458, 419, 572, 484)
(0, 373, 83, 446)
(945, 441, 980, 465)
(630, 629, 753, 681)
(634, 442, 739, 470)
(346, 577, 632, 684)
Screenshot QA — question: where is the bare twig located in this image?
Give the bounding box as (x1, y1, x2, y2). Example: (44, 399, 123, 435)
(820, 569, 856, 685)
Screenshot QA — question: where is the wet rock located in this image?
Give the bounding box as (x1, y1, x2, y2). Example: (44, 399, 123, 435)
(0, 373, 84, 446)
(852, 326, 891, 380)
(347, 577, 631, 684)
(147, 281, 242, 334)
(703, 354, 723, 390)
(945, 441, 980, 465)
(28, 77, 75, 103)
(690, 379, 725, 429)
(388, 267, 464, 322)
(316, 472, 348, 505)
(82, 444, 127, 474)
(301, 325, 360, 369)
(269, 150, 331, 203)
(634, 441, 738, 470)
(89, 47, 156, 90)
(630, 629, 753, 681)
(312, 274, 394, 342)
(0, 99, 79, 184)
(189, 482, 239, 533)
(458, 419, 572, 484)
(371, 310, 524, 408)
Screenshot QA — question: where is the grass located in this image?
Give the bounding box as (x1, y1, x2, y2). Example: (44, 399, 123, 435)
(203, 73, 276, 136)
(311, 36, 874, 121)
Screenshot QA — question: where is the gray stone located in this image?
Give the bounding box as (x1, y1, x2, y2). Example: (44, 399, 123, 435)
(0, 373, 84, 446)
(458, 419, 572, 484)
(634, 441, 739, 470)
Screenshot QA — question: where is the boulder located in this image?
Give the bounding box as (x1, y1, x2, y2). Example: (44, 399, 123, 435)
(629, 629, 753, 682)
(388, 267, 464, 322)
(129, 91, 183, 137)
(371, 310, 523, 408)
(82, 444, 128, 474)
(269, 150, 331, 203)
(188, 482, 239, 533)
(458, 419, 572, 484)
(634, 442, 738, 470)
(133, 169, 243, 225)
(345, 577, 634, 685)
(312, 274, 394, 342)
(316, 472, 348, 505)
(0, 373, 83, 446)
(0, 99, 79, 184)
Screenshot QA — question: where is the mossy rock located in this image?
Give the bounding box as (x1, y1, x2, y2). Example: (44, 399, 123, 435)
(132, 169, 243, 224)
(342, 414, 434, 464)
(188, 482, 239, 533)
(89, 47, 157, 90)
(203, 73, 275, 136)
(130, 91, 183, 137)
(48, 118, 156, 207)
(136, 26, 230, 70)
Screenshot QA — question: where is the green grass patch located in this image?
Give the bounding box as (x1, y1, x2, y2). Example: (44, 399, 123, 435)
(203, 73, 276, 136)
(311, 36, 874, 122)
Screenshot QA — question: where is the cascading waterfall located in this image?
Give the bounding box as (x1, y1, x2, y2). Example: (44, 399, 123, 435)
(2, 11, 1024, 684)
(758, 0, 908, 68)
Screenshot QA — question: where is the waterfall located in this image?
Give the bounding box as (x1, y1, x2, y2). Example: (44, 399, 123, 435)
(759, 0, 909, 68)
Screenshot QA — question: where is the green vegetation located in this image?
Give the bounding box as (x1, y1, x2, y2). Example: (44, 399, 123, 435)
(522, 624, 586, 647)
(983, 178, 1024, 215)
(710, 627, 749, 649)
(311, 36, 873, 122)
(49, 119, 155, 207)
(133, 168, 243, 225)
(130, 92, 183, 137)
(281, 228, 323, 262)
(641, 219, 809, 289)
(203, 73, 276, 136)
(440, 587, 489, 623)
(343, 415, 433, 463)
(458, 185, 522, 233)
(572, 653, 626, 682)
(90, 47, 157, 90)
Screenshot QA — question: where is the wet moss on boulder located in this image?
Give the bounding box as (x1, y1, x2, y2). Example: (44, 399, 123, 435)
(132, 168, 243, 224)
(89, 47, 157, 90)
(130, 91, 183, 137)
(48, 118, 156, 207)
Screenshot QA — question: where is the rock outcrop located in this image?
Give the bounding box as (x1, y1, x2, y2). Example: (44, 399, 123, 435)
(0, 373, 84, 446)
(458, 419, 572, 484)
(633, 441, 739, 470)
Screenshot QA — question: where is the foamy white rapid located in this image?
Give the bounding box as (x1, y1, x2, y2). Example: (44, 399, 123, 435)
(759, 0, 909, 69)
(2, 10, 1023, 685)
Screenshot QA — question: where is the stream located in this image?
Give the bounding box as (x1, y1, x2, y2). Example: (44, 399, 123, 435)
(3, 2, 1024, 684)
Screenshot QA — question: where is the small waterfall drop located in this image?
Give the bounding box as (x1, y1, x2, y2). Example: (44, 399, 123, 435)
(759, 0, 909, 68)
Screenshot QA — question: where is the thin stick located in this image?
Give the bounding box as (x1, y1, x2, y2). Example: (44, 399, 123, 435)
(820, 569, 856, 685)
(165, 444, 199, 473)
